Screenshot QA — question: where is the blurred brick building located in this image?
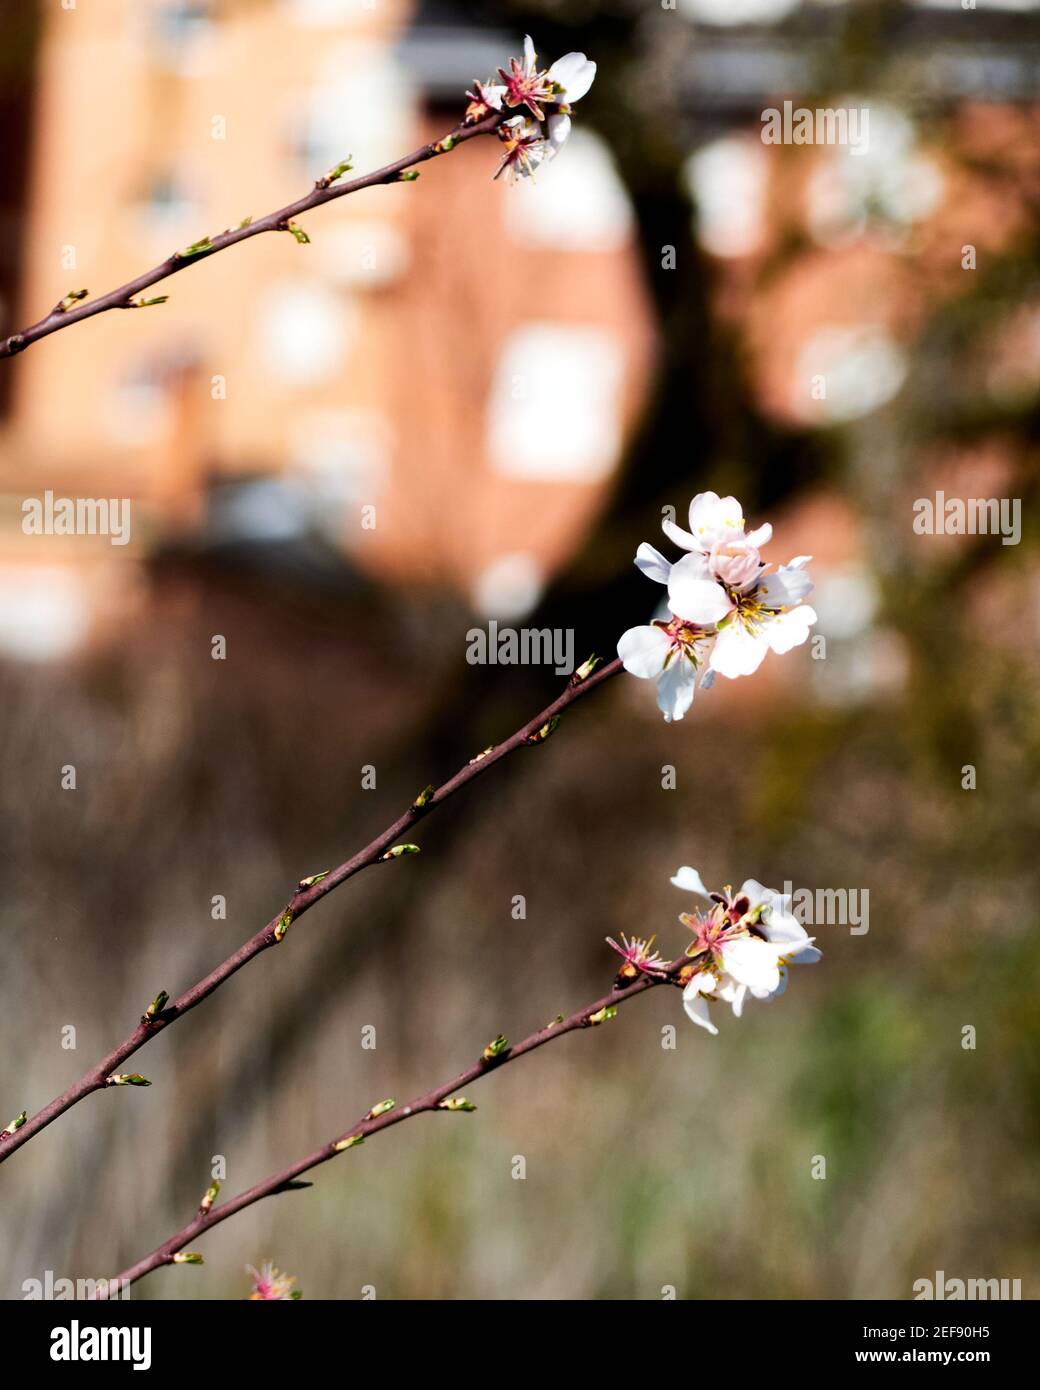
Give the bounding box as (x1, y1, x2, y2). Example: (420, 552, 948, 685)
(0, 0, 654, 657)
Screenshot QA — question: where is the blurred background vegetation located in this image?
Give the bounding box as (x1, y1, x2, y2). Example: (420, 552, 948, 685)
(0, 0, 1037, 1299)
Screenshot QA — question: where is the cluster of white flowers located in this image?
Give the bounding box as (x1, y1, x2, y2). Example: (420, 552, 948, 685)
(466, 36, 596, 183)
(609, 871, 821, 1036)
(671, 869, 821, 1034)
(617, 491, 818, 721)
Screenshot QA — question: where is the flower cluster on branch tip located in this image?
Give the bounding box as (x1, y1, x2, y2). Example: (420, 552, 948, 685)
(617, 491, 819, 721)
(466, 36, 597, 183)
(609, 870, 821, 1036)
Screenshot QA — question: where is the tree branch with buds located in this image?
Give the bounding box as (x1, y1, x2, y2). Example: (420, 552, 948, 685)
(0, 110, 506, 360)
(93, 950, 687, 1297)
(0, 656, 621, 1166)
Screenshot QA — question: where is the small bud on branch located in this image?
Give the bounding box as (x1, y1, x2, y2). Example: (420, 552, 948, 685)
(283, 220, 310, 245)
(198, 1181, 220, 1214)
(176, 236, 214, 260)
(144, 990, 169, 1021)
(525, 715, 560, 745)
(571, 653, 602, 685)
(0, 1111, 27, 1140)
(482, 1034, 510, 1062)
(297, 871, 330, 891)
(586, 1005, 618, 1026)
(316, 157, 354, 189)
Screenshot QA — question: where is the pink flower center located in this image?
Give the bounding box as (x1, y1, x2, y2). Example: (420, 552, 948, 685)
(498, 57, 554, 119)
(658, 616, 706, 664)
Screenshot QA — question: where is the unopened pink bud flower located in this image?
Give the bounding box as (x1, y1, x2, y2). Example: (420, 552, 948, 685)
(708, 538, 762, 591)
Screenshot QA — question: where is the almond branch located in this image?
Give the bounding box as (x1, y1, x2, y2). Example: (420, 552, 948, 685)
(0, 111, 505, 360)
(0, 656, 622, 1166)
(93, 952, 686, 1296)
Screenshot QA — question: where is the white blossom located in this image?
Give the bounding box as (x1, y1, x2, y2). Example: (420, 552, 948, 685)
(618, 491, 818, 714)
(671, 867, 820, 1033)
(468, 37, 596, 175)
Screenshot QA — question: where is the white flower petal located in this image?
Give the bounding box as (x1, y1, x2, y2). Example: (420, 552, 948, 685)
(793, 944, 823, 965)
(668, 556, 733, 625)
(686, 969, 716, 996)
(523, 34, 537, 71)
(760, 564, 814, 609)
(656, 655, 698, 722)
(759, 908, 811, 947)
(548, 52, 596, 101)
(670, 866, 712, 898)
(716, 974, 748, 1017)
(617, 624, 670, 679)
(688, 491, 745, 544)
(661, 516, 700, 551)
(546, 112, 571, 152)
(720, 937, 783, 994)
(687, 490, 720, 527)
(737, 878, 777, 912)
(709, 622, 768, 678)
(634, 541, 672, 585)
(682, 987, 718, 1035)
(745, 522, 773, 548)
(669, 579, 732, 627)
(765, 604, 817, 655)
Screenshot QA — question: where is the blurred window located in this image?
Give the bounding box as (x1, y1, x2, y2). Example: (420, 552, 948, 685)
(138, 174, 200, 242)
(0, 567, 89, 662)
(685, 137, 767, 258)
(793, 326, 907, 423)
(472, 553, 545, 620)
(289, 408, 389, 543)
(148, 1, 215, 76)
(256, 279, 354, 386)
(107, 370, 173, 447)
(486, 324, 625, 483)
(290, 48, 412, 175)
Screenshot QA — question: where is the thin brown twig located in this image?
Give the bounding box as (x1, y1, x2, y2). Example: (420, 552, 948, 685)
(0, 656, 623, 1165)
(94, 953, 687, 1296)
(0, 111, 506, 360)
